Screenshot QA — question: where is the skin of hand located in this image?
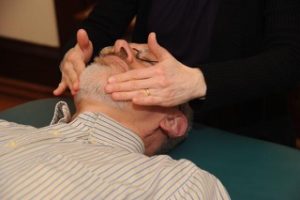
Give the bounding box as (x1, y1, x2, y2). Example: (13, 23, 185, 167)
(53, 29, 93, 96)
(105, 32, 207, 107)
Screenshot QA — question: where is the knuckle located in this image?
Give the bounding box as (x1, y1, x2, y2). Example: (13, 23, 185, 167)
(67, 52, 78, 62)
(114, 84, 121, 91)
(63, 62, 73, 72)
(129, 81, 138, 89)
(154, 67, 165, 76)
(158, 77, 169, 87)
(64, 51, 72, 60)
(60, 64, 69, 73)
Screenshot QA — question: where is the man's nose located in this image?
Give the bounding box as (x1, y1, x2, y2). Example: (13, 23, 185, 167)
(113, 40, 146, 69)
(113, 40, 135, 63)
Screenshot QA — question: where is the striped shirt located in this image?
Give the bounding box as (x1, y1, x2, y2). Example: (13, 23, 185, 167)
(0, 101, 230, 199)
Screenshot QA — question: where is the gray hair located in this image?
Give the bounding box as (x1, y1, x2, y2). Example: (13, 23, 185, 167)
(74, 63, 126, 109)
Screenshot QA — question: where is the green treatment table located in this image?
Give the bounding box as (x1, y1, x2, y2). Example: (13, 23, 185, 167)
(0, 98, 299, 200)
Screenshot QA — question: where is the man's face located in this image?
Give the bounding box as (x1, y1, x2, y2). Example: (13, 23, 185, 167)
(77, 40, 159, 108)
(96, 40, 158, 74)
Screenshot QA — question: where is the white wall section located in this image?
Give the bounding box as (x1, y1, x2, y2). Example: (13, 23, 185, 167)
(0, 0, 60, 47)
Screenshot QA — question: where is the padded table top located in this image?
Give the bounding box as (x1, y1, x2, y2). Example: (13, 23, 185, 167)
(169, 125, 300, 200)
(1, 98, 300, 200)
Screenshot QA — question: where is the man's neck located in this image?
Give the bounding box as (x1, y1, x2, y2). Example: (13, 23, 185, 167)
(74, 99, 166, 156)
(74, 99, 151, 135)
(75, 99, 127, 123)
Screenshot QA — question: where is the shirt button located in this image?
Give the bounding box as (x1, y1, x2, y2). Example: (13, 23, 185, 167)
(89, 138, 96, 144)
(8, 141, 17, 148)
(51, 130, 61, 137)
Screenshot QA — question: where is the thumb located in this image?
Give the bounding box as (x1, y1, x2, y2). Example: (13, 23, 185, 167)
(147, 32, 169, 60)
(77, 29, 91, 51)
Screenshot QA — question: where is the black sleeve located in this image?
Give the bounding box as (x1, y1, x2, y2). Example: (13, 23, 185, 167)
(200, 0, 300, 110)
(62, 0, 138, 60)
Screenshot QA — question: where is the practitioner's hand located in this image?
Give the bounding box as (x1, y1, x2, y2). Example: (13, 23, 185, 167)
(105, 32, 207, 107)
(53, 29, 93, 96)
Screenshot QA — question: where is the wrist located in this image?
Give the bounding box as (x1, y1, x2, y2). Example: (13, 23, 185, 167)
(191, 67, 207, 99)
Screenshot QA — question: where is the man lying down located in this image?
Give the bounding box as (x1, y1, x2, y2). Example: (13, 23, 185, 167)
(0, 40, 230, 199)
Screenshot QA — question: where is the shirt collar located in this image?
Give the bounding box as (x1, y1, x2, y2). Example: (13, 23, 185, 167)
(51, 101, 145, 154)
(50, 101, 72, 125)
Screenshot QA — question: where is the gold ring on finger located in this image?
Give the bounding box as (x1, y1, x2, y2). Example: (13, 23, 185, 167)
(144, 88, 151, 96)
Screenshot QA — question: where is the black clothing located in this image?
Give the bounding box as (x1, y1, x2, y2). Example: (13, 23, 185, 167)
(147, 0, 219, 65)
(71, 0, 300, 111)
(64, 0, 300, 144)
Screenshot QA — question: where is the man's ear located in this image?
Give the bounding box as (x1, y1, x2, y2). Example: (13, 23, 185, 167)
(159, 111, 188, 138)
